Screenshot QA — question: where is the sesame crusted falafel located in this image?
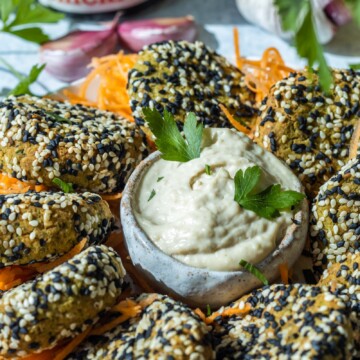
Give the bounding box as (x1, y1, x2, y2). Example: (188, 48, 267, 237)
(0, 95, 151, 193)
(0, 245, 126, 359)
(318, 253, 360, 359)
(310, 156, 360, 273)
(128, 40, 256, 131)
(0, 191, 113, 267)
(253, 69, 360, 197)
(212, 283, 354, 359)
(68, 293, 214, 359)
(318, 253, 360, 357)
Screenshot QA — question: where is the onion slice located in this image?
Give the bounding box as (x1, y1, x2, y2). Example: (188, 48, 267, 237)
(118, 15, 197, 52)
(40, 16, 120, 82)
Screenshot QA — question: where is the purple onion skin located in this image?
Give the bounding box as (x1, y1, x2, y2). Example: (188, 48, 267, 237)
(324, 0, 352, 26)
(40, 29, 119, 83)
(118, 16, 197, 52)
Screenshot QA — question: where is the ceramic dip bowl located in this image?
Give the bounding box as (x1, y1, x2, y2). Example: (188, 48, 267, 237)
(121, 151, 309, 308)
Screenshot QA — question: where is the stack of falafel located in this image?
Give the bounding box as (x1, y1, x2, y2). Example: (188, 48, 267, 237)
(0, 39, 359, 358)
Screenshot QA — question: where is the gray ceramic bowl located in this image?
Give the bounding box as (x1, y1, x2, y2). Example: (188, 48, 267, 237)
(121, 151, 309, 308)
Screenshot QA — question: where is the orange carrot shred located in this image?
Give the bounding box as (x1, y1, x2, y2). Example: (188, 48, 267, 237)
(233, 29, 295, 103)
(349, 120, 360, 159)
(101, 192, 122, 201)
(53, 326, 93, 360)
(91, 294, 158, 336)
(195, 303, 251, 325)
(0, 239, 87, 291)
(233, 27, 241, 69)
(0, 173, 48, 195)
(219, 104, 250, 134)
(279, 263, 289, 285)
(63, 52, 137, 121)
(194, 308, 207, 322)
(22, 346, 62, 360)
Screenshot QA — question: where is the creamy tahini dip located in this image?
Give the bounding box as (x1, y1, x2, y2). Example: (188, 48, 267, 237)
(134, 128, 302, 271)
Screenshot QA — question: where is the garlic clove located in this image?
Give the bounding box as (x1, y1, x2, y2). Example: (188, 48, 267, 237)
(118, 15, 197, 52)
(40, 21, 119, 82)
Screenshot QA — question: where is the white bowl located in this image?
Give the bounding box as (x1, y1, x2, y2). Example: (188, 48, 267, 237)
(121, 151, 309, 308)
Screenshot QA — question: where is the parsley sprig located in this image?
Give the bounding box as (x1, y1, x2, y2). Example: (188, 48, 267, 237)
(275, 0, 332, 91)
(0, 0, 64, 44)
(234, 165, 305, 220)
(239, 259, 269, 285)
(52, 178, 74, 193)
(0, 59, 46, 97)
(143, 108, 203, 162)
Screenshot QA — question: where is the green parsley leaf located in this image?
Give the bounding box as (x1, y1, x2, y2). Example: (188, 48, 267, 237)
(239, 259, 269, 285)
(344, 0, 360, 26)
(0, 0, 63, 44)
(205, 164, 212, 175)
(206, 304, 212, 316)
(7, 27, 49, 44)
(275, 0, 332, 92)
(295, 6, 332, 92)
(43, 110, 71, 124)
(0, 0, 15, 23)
(52, 178, 74, 193)
(350, 63, 360, 70)
(274, 0, 308, 32)
(157, 176, 164, 182)
(5, 63, 46, 96)
(234, 165, 305, 220)
(148, 189, 156, 202)
(143, 108, 203, 162)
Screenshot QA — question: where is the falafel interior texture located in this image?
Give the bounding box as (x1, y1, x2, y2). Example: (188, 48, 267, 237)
(128, 40, 257, 132)
(67, 293, 213, 360)
(0, 191, 113, 267)
(0, 95, 150, 194)
(0, 245, 126, 359)
(254, 69, 360, 198)
(212, 283, 354, 360)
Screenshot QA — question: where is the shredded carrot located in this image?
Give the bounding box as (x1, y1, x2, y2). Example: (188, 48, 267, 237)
(22, 346, 63, 360)
(53, 327, 93, 360)
(194, 308, 207, 322)
(64, 52, 137, 121)
(233, 27, 241, 69)
(233, 27, 294, 103)
(330, 280, 338, 293)
(279, 263, 289, 285)
(0, 173, 48, 195)
(195, 303, 251, 325)
(219, 103, 250, 135)
(349, 120, 360, 159)
(19, 295, 156, 360)
(0, 239, 87, 291)
(91, 294, 158, 336)
(101, 192, 122, 201)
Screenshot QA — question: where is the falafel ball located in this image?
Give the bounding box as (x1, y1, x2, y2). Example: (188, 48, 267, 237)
(128, 40, 257, 131)
(212, 283, 354, 359)
(0, 191, 113, 267)
(310, 156, 360, 273)
(253, 69, 360, 197)
(67, 293, 213, 359)
(0, 95, 151, 193)
(318, 253, 360, 356)
(0, 245, 126, 359)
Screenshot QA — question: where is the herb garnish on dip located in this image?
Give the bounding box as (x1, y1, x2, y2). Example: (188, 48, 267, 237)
(134, 109, 305, 271)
